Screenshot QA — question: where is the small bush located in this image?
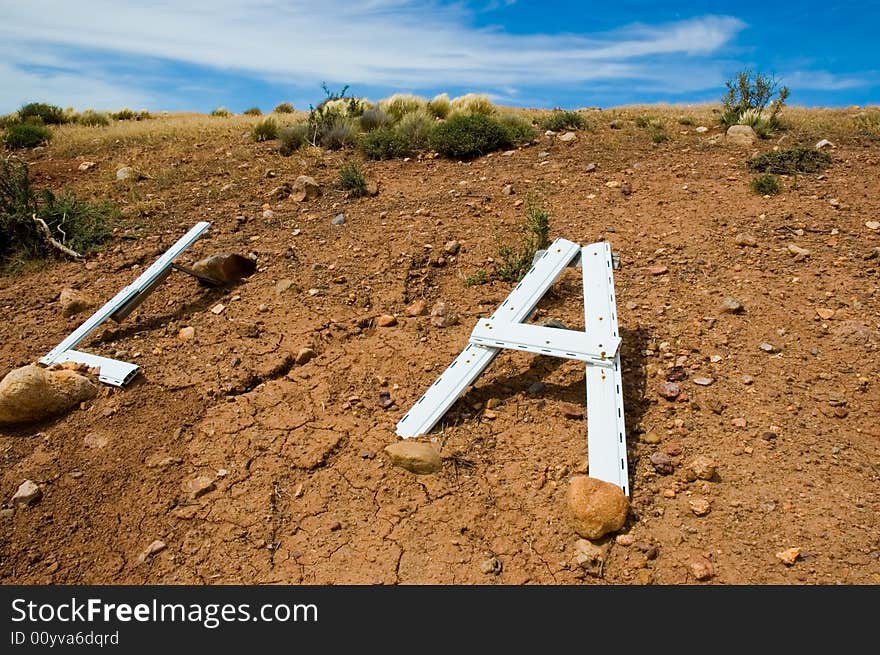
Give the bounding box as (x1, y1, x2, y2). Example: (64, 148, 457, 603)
(634, 115, 654, 128)
(251, 117, 279, 142)
(750, 173, 780, 195)
(0, 113, 21, 129)
(320, 118, 358, 150)
(1, 157, 115, 268)
(677, 116, 695, 126)
(78, 110, 110, 127)
(464, 269, 488, 286)
(379, 94, 428, 122)
(747, 148, 832, 174)
(359, 126, 413, 160)
(451, 93, 496, 116)
(136, 110, 151, 121)
(737, 108, 774, 138)
(243, 107, 262, 116)
(319, 97, 370, 118)
(339, 161, 368, 198)
(19, 102, 66, 125)
(540, 110, 586, 131)
(855, 110, 880, 136)
(495, 200, 551, 283)
(497, 113, 536, 145)
(429, 113, 511, 160)
(3, 123, 52, 149)
(278, 123, 310, 156)
(274, 102, 295, 113)
(395, 109, 435, 151)
(649, 127, 669, 143)
(428, 93, 452, 119)
(359, 107, 389, 132)
(112, 107, 136, 120)
(210, 107, 231, 117)
(721, 68, 788, 130)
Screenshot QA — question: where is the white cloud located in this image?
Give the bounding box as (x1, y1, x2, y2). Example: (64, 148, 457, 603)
(0, 1, 746, 111)
(780, 70, 871, 91)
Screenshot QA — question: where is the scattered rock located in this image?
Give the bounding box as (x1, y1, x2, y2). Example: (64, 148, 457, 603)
(605, 180, 620, 188)
(641, 431, 662, 444)
(83, 432, 109, 449)
(665, 366, 688, 382)
(566, 476, 629, 540)
(384, 441, 442, 475)
(191, 253, 256, 285)
(758, 342, 779, 353)
(331, 213, 346, 226)
(292, 175, 321, 202)
(832, 321, 879, 346)
(210, 303, 225, 315)
(726, 125, 756, 145)
(720, 297, 744, 314)
(776, 547, 801, 566)
(560, 402, 584, 419)
(695, 126, 709, 133)
(647, 265, 668, 276)
(366, 181, 380, 197)
(649, 452, 676, 475)
(405, 299, 428, 316)
(542, 318, 567, 329)
(270, 183, 291, 200)
(692, 377, 714, 386)
(735, 232, 758, 247)
(178, 326, 195, 341)
(787, 244, 811, 261)
(295, 347, 316, 365)
(0, 365, 97, 425)
(866, 221, 880, 231)
(732, 417, 748, 428)
(59, 288, 94, 318)
(77, 161, 96, 171)
(690, 557, 715, 580)
(527, 381, 545, 395)
(558, 131, 577, 143)
(275, 278, 296, 294)
(815, 139, 834, 150)
(585, 162, 597, 172)
(689, 498, 711, 516)
(574, 538, 608, 577)
(609, 120, 622, 129)
(443, 240, 461, 255)
(683, 455, 716, 481)
(615, 534, 635, 546)
(816, 308, 834, 320)
(183, 475, 215, 498)
(136, 540, 167, 564)
(480, 556, 503, 575)
(657, 382, 681, 400)
(11, 480, 42, 507)
(502, 184, 514, 195)
(115, 166, 148, 181)
(378, 391, 394, 409)
(429, 301, 459, 328)
(625, 301, 638, 310)
(145, 453, 183, 468)
(376, 314, 397, 327)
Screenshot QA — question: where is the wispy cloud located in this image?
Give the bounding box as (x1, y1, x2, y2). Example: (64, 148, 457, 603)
(781, 70, 872, 91)
(0, 1, 746, 110)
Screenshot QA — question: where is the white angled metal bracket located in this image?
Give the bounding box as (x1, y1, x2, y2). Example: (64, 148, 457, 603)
(39, 221, 211, 386)
(396, 238, 630, 495)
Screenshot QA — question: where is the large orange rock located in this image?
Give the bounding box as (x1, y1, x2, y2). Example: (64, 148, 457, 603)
(566, 475, 629, 539)
(0, 364, 97, 425)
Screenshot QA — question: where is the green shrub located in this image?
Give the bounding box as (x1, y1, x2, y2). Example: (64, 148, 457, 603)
(78, 110, 110, 127)
(450, 93, 496, 116)
(210, 107, 231, 117)
(379, 94, 428, 122)
(19, 102, 66, 125)
(464, 269, 488, 286)
(251, 117, 278, 142)
(0, 113, 20, 129)
(395, 109, 435, 151)
(359, 107, 388, 132)
(497, 113, 535, 145)
(278, 123, 310, 155)
(495, 200, 551, 283)
(747, 148, 832, 174)
(721, 68, 788, 130)
(429, 113, 511, 160)
(136, 110, 151, 121)
(677, 116, 695, 125)
(243, 107, 262, 116)
(320, 118, 358, 150)
(3, 123, 52, 149)
(0, 157, 115, 268)
(339, 161, 368, 198)
(855, 110, 880, 136)
(649, 122, 669, 143)
(634, 114, 654, 128)
(540, 110, 586, 131)
(274, 102, 295, 113)
(359, 126, 413, 160)
(112, 107, 136, 120)
(750, 173, 780, 195)
(428, 93, 452, 119)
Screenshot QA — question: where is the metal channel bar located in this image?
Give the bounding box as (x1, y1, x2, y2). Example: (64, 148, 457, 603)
(582, 242, 630, 495)
(40, 222, 210, 366)
(396, 238, 582, 438)
(468, 319, 619, 367)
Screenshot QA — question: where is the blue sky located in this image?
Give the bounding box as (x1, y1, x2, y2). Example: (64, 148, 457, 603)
(0, 1, 877, 114)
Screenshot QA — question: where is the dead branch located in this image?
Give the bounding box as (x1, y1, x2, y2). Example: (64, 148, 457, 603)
(32, 213, 82, 259)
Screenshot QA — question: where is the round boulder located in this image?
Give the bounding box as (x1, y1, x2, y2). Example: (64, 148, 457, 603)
(566, 475, 629, 539)
(0, 364, 97, 425)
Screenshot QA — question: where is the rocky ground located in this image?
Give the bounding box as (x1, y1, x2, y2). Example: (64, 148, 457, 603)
(1, 107, 878, 585)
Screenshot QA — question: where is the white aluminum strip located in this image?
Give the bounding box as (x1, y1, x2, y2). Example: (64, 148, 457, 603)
(396, 238, 582, 438)
(582, 242, 629, 495)
(40, 222, 210, 366)
(54, 350, 140, 387)
(468, 319, 619, 367)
